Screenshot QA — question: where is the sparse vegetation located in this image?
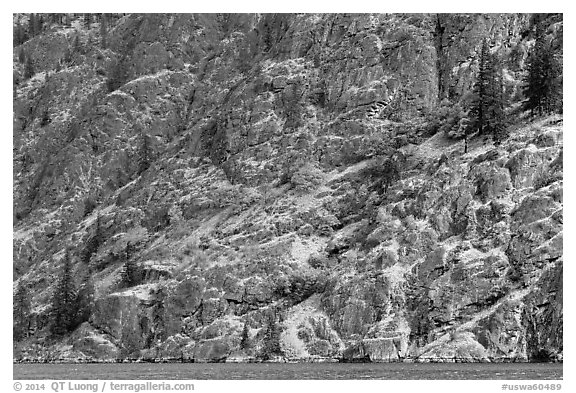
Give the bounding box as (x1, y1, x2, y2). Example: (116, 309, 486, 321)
(362, 157, 401, 194)
(427, 99, 468, 139)
(274, 268, 327, 304)
(290, 163, 324, 192)
(143, 205, 171, 233)
(533, 170, 561, 190)
(11, 13, 564, 364)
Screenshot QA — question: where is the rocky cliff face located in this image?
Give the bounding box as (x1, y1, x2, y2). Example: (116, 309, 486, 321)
(13, 13, 562, 363)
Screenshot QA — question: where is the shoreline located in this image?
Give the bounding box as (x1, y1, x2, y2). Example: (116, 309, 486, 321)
(14, 357, 563, 365)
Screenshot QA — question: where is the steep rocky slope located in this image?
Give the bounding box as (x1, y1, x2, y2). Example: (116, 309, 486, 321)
(13, 13, 562, 362)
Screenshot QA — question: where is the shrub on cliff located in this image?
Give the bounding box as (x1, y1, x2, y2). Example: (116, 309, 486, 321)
(362, 157, 401, 194)
(533, 170, 561, 190)
(143, 205, 171, 233)
(39, 109, 51, 127)
(426, 99, 468, 139)
(273, 268, 327, 304)
(120, 242, 143, 288)
(307, 253, 330, 269)
(290, 163, 324, 192)
(356, 133, 391, 159)
(82, 196, 97, 217)
(81, 214, 103, 264)
(280, 82, 305, 130)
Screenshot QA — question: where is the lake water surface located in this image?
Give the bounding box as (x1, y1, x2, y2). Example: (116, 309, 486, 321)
(14, 362, 562, 380)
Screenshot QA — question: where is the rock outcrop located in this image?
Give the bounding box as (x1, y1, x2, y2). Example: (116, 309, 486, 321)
(13, 13, 562, 363)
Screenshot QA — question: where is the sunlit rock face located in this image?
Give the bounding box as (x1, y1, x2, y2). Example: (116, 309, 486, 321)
(13, 13, 562, 363)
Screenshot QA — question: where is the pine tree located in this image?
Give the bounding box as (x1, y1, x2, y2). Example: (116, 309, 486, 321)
(468, 40, 490, 136)
(63, 45, 72, 65)
(467, 40, 508, 143)
(18, 47, 26, 63)
(237, 42, 253, 74)
(106, 56, 128, 92)
(14, 23, 21, 47)
(73, 34, 82, 55)
(240, 322, 250, 350)
(24, 56, 34, 80)
(86, 35, 94, 51)
(137, 133, 151, 175)
(381, 158, 400, 193)
(491, 69, 509, 145)
(84, 13, 92, 29)
(50, 251, 78, 336)
(13, 73, 20, 99)
(13, 282, 31, 341)
(121, 259, 139, 287)
(50, 13, 61, 25)
(100, 13, 108, 49)
(40, 108, 51, 127)
(523, 24, 563, 116)
(14, 22, 27, 46)
(125, 239, 134, 261)
(29, 14, 36, 37)
(262, 314, 282, 359)
(36, 14, 44, 34)
(151, 288, 166, 343)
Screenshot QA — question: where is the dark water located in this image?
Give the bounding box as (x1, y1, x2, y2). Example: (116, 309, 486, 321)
(14, 363, 562, 380)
